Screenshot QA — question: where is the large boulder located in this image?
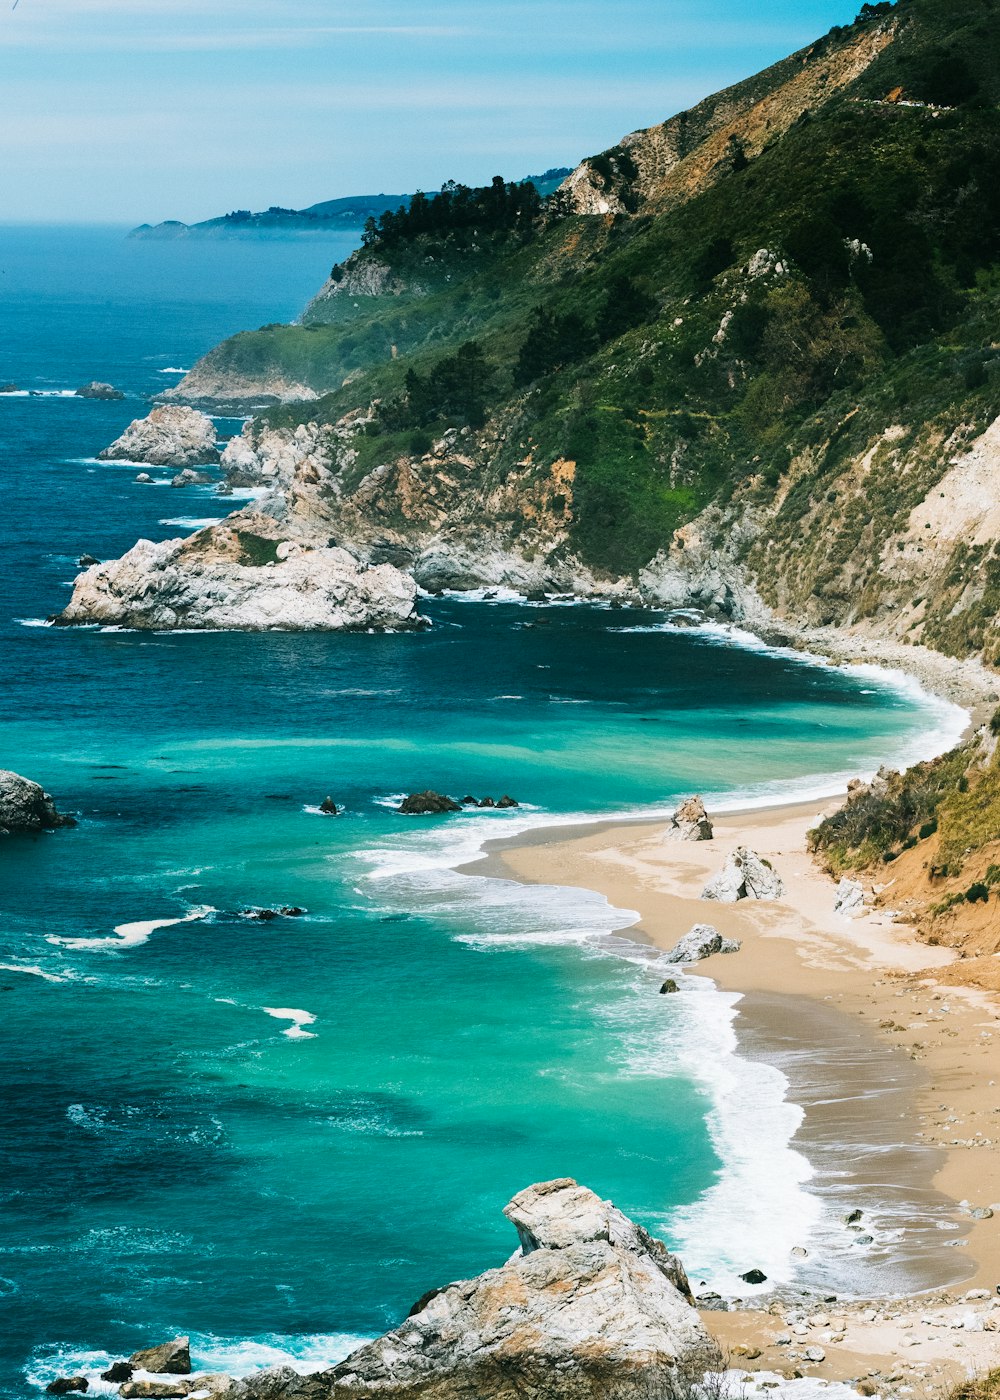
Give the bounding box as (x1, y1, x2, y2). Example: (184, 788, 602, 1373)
(128, 1337, 191, 1375)
(0, 769, 75, 835)
(661, 924, 740, 964)
(667, 795, 713, 842)
(701, 847, 784, 902)
(834, 877, 864, 917)
(98, 406, 220, 467)
(200, 1179, 720, 1400)
(398, 791, 461, 815)
(54, 532, 422, 633)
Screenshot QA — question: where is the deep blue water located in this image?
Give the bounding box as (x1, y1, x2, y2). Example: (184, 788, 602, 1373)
(0, 227, 964, 1398)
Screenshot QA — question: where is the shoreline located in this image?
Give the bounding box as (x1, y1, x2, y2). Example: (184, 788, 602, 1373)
(459, 779, 1000, 1385)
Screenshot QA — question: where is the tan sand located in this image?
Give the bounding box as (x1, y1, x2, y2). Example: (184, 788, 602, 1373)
(465, 797, 1000, 1390)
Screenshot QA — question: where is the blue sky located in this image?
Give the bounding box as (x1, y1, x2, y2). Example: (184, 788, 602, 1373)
(2, 0, 866, 223)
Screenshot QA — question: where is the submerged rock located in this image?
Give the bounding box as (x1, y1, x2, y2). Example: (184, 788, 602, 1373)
(701, 847, 784, 902)
(661, 924, 741, 964)
(668, 795, 713, 842)
(0, 769, 75, 835)
(55, 534, 421, 633)
(128, 1337, 191, 1375)
(76, 381, 124, 400)
(398, 791, 462, 815)
(99, 406, 220, 467)
(203, 1178, 720, 1400)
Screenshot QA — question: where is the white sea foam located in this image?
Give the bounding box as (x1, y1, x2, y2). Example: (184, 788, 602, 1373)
(263, 1006, 317, 1039)
(17, 618, 55, 628)
(187, 1330, 372, 1375)
(441, 586, 529, 603)
(0, 962, 66, 982)
(159, 517, 226, 529)
(50, 904, 215, 951)
(157, 367, 191, 374)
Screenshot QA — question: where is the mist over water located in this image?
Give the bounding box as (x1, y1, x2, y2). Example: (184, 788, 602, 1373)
(0, 227, 965, 1398)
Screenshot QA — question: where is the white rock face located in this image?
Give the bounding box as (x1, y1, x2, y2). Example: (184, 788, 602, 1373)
(55, 533, 421, 632)
(98, 406, 220, 467)
(667, 795, 713, 842)
(834, 877, 864, 917)
(702, 847, 784, 902)
(662, 924, 741, 964)
(203, 1178, 720, 1400)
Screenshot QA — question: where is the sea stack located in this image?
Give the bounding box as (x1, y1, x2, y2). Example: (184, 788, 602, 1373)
(0, 769, 75, 835)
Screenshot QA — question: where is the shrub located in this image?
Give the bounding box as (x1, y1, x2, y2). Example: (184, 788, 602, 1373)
(965, 882, 990, 903)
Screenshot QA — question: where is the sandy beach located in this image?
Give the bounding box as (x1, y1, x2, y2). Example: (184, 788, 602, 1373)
(465, 794, 1000, 1390)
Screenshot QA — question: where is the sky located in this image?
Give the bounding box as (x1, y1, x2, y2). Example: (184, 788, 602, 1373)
(1, 0, 867, 224)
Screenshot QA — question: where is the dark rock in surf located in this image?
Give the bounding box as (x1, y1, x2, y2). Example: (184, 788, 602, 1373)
(478, 796, 495, 808)
(497, 794, 519, 809)
(46, 1380, 88, 1395)
(659, 979, 680, 994)
(461, 796, 478, 805)
(740, 1269, 767, 1285)
(0, 383, 20, 394)
(120, 1384, 192, 1399)
(78, 554, 100, 567)
(101, 1363, 134, 1383)
(76, 381, 124, 400)
(398, 791, 461, 815)
(319, 796, 339, 815)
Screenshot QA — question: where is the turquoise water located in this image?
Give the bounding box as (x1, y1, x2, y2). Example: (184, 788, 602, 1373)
(0, 228, 965, 1398)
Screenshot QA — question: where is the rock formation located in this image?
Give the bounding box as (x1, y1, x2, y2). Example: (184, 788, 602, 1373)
(195, 1178, 720, 1400)
(76, 381, 124, 400)
(54, 532, 422, 633)
(834, 877, 865, 917)
(701, 847, 784, 902)
(667, 795, 713, 842)
(661, 924, 741, 963)
(398, 791, 462, 814)
(128, 1338, 191, 1375)
(0, 769, 75, 835)
(98, 407, 220, 467)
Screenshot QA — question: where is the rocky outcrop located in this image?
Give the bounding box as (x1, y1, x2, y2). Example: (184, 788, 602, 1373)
(702, 847, 784, 902)
(128, 1338, 191, 1375)
(0, 769, 75, 835)
(76, 381, 124, 400)
(398, 791, 461, 814)
(54, 531, 421, 633)
(99, 407, 220, 467)
(661, 924, 741, 963)
(198, 1178, 719, 1400)
(667, 795, 713, 842)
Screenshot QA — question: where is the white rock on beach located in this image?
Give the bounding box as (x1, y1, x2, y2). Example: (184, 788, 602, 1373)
(197, 1178, 721, 1400)
(702, 846, 784, 902)
(834, 877, 865, 917)
(55, 530, 422, 632)
(667, 794, 713, 842)
(98, 406, 220, 467)
(662, 924, 741, 963)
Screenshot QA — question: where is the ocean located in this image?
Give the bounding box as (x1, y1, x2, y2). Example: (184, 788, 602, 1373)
(0, 225, 967, 1398)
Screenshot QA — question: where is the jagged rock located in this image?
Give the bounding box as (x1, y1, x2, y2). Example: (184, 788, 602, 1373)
(667, 795, 713, 842)
(740, 1269, 767, 1285)
(398, 791, 461, 815)
(76, 381, 124, 400)
(496, 795, 518, 809)
(120, 1384, 191, 1399)
(77, 553, 100, 567)
(460, 796, 478, 805)
(128, 1337, 191, 1375)
(101, 1363, 134, 1383)
(46, 1380, 88, 1395)
(319, 797, 339, 815)
(205, 1178, 719, 1400)
(99, 406, 220, 467)
(0, 769, 75, 835)
(659, 978, 680, 994)
(170, 468, 214, 488)
(701, 847, 784, 902)
(834, 877, 864, 917)
(661, 924, 741, 963)
(54, 536, 421, 633)
(478, 796, 495, 808)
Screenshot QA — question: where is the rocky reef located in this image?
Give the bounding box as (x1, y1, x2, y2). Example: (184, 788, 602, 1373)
(140, 1179, 721, 1400)
(0, 769, 75, 835)
(98, 407, 220, 467)
(54, 526, 422, 632)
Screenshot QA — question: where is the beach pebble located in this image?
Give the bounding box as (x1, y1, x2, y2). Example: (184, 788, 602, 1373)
(803, 1346, 826, 1363)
